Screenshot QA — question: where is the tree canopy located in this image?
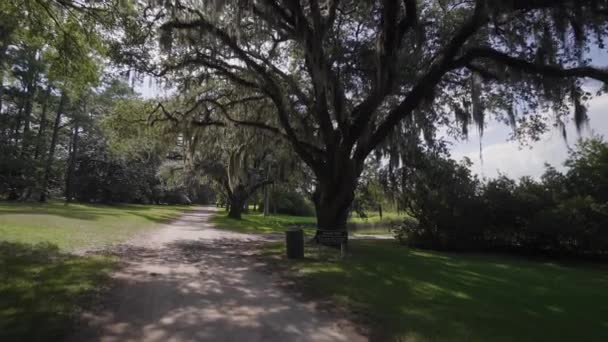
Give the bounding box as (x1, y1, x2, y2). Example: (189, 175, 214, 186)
(117, 0, 608, 230)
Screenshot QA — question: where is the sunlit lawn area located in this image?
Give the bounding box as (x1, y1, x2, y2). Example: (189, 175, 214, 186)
(215, 211, 608, 340)
(211, 209, 406, 235)
(0, 201, 191, 251)
(263, 239, 608, 341)
(0, 201, 191, 341)
(211, 211, 316, 234)
(348, 210, 407, 224)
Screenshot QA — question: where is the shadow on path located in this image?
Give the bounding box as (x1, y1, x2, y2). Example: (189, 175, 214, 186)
(68, 207, 363, 342)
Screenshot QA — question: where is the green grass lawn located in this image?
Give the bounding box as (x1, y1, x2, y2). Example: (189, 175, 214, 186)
(0, 201, 191, 251)
(210, 210, 405, 235)
(0, 201, 191, 341)
(210, 211, 316, 234)
(263, 239, 608, 341)
(0, 242, 116, 341)
(348, 210, 407, 224)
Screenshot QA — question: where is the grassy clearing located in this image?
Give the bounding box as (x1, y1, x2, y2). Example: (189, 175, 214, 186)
(0, 201, 191, 251)
(210, 210, 405, 235)
(262, 239, 608, 341)
(348, 210, 406, 224)
(210, 211, 316, 234)
(0, 201, 191, 341)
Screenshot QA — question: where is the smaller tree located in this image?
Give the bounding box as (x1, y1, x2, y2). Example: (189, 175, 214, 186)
(392, 142, 485, 249)
(565, 136, 608, 202)
(194, 142, 273, 219)
(148, 85, 308, 219)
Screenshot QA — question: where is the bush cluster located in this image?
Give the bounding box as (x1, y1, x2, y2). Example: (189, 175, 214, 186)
(258, 190, 315, 217)
(394, 137, 608, 257)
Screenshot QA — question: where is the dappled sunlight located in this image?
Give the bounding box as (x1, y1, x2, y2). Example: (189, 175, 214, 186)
(72, 240, 360, 342)
(409, 250, 453, 261)
(69, 208, 362, 342)
(411, 281, 473, 301)
(265, 240, 608, 341)
(0, 242, 115, 341)
(0, 201, 192, 251)
(0, 200, 191, 222)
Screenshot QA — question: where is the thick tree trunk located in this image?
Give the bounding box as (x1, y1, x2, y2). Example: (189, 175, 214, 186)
(314, 186, 354, 230)
(12, 97, 25, 147)
(312, 161, 361, 245)
(7, 96, 27, 199)
(33, 86, 51, 160)
(227, 195, 245, 219)
(0, 44, 7, 114)
(263, 183, 269, 216)
(271, 184, 277, 214)
(20, 87, 52, 201)
(64, 122, 80, 203)
(19, 75, 37, 157)
(40, 92, 67, 202)
(0, 73, 3, 115)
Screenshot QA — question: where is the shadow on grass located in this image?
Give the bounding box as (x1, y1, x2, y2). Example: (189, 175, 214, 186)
(265, 239, 608, 341)
(0, 242, 115, 342)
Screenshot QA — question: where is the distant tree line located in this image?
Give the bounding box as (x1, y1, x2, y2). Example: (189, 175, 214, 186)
(0, 0, 213, 205)
(391, 137, 608, 257)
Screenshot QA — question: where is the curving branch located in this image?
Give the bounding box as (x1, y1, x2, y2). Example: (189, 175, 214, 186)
(347, 0, 418, 150)
(199, 97, 326, 158)
(163, 9, 322, 170)
(457, 47, 608, 83)
(359, 0, 489, 159)
(506, 0, 604, 11)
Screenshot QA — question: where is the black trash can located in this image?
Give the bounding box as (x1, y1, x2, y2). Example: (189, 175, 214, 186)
(285, 227, 304, 259)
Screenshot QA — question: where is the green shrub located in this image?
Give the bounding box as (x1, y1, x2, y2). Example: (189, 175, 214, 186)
(260, 190, 315, 217)
(392, 137, 608, 257)
(392, 217, 421, 245)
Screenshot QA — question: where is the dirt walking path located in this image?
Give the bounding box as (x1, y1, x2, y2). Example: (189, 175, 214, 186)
(68, 207, 365, 342)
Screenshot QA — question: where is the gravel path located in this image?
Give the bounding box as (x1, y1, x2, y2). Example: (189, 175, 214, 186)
(68, 206, 365, 342)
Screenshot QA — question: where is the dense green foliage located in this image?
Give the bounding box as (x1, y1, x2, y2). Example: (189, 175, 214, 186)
(119, 0, 608, 230)
(0, 0, 201, 205)
(0, 0, 110, 201)
(256, 189, 315, 217)
(263, 239, 608, 341)
(392, 137, 608, 256)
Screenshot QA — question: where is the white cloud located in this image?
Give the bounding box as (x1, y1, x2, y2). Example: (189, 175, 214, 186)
(450, 94, 608, 179)
(135, 76, 175, 99)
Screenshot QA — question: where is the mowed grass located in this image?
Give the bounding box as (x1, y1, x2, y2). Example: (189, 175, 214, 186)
(0, 242, 116, 341)
(210, 210, 406, 235)
(348, 210, 407, 224)
(210, 211, 317, 234)
(0, 201, 191, 341)
(0, 201, 191, 251)
(263, 239, 608, 341)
